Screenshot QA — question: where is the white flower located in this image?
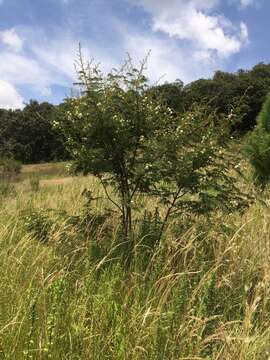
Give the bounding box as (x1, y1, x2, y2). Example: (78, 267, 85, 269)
(52, 120, 59, 127)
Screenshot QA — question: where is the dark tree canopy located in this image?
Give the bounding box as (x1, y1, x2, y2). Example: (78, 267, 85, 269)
(244, 93, 270, 187)
(152, 62, 270, 133)
(0, 100, 68, 164)
(1, 62, 270, 164)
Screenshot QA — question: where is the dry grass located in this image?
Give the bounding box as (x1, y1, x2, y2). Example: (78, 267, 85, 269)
(20, 162, 69, 181)
(0, 163, 270, 359)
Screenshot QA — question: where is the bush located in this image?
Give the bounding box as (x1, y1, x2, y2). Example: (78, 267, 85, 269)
(244, 93, 270, 187)
(23, 209, 53, 243)
(0, 158, 22, 180)
(57, 52, 250, 264)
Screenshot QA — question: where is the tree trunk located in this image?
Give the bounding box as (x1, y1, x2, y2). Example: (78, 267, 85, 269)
(122, 200, 134, 266)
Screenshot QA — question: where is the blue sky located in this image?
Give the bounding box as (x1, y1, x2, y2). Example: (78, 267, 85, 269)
(0, 0, 269, 109)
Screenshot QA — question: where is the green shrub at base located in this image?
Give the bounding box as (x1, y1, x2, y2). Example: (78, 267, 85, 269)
(0, 157, 22, 181)
(245, 93, 270, 188)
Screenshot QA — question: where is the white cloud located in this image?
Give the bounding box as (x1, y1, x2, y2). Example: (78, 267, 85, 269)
(0, 1, 253, 106)
(239, 0, 255, 7)
(135, 0, 248, 60)
(0, 28, 78, 101)
(124, 33, 215, 84)
(0, 28, 23, 52)
(0, 51, 54, 87)
(0, 80, 24, 109)
(32, 43, 77, 81)
(0, 25, 118, 105)
(227, 0, 261, 9)
(29, 31, 118, 81)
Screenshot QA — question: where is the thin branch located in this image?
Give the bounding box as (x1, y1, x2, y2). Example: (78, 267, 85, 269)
(157, 187, 186, 242)
(98, 176, 123, 213)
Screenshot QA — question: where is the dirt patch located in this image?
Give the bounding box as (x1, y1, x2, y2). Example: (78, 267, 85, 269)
(40, 177, 74, 186)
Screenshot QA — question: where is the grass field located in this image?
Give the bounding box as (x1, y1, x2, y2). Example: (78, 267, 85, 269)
(1, 163, 270, 359)
(20, 162, 70, 181)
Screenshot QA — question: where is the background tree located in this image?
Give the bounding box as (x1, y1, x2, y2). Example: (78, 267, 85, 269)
(0, 101, 68, 163)
(148, 80, 185, 114)
(1, 61, 270, 165)
(151, 63, 270, 133)
(188, 64, 270, 132)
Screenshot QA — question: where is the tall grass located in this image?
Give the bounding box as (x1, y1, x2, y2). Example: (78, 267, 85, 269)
(0, 170, 270, 359)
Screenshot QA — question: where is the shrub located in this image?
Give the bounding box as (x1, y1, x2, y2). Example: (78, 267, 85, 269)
(23, 209, 53, 243)
(0, 158, 22, 181)
(244, 93, 270, 187)
(57, 51, 251, 263)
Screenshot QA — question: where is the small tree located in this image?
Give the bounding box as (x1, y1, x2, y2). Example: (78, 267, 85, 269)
(244, 93, 270, 188)
(57, 51, 249, 259)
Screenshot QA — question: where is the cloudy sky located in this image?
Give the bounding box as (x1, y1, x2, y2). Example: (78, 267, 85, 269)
(0, 0, 268, 109)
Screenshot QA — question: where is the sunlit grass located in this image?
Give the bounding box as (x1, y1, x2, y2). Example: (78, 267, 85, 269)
(1, 163, 270, 359)
(20, 162, 69, 181)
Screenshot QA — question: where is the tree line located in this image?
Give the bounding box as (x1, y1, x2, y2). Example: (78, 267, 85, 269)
(1, 62, 270, 164)
(0, 100, 68, 163)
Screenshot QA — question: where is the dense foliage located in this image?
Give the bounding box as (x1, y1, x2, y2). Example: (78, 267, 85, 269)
(1, 62, 270, 164)
(57, 55, 250, 261)
(153, 63, 270, 133)
(0, 100, 67, 164)
(244, 93, 270, 187)
(0, 157, 21, 180)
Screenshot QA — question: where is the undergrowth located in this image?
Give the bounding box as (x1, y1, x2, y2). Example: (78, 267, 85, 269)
(0, 174, 270, 359)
